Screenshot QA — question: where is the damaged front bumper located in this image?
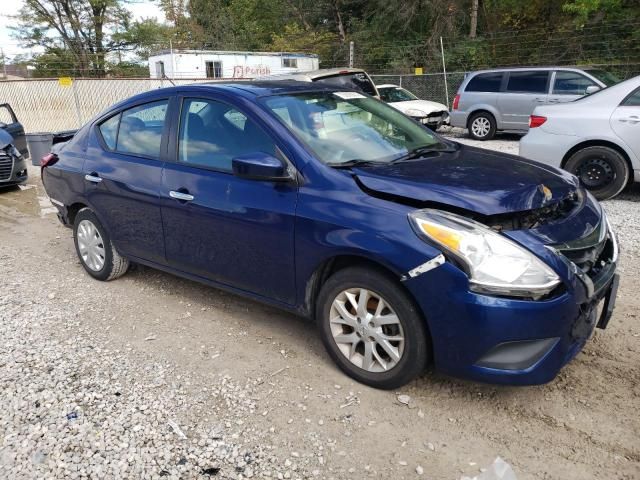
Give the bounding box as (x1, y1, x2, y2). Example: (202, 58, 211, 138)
(401, 212, 619, 385)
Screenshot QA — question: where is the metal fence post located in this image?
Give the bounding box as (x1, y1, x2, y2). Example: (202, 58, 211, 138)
(349, 41, 354, 68)
(440, 37, 450, 109)
(72, 79, 83, 128)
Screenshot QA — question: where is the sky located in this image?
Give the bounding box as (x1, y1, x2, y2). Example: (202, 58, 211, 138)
(0, 0, 165, 61)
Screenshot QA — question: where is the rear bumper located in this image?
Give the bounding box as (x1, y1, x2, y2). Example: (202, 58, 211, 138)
(449, 111, 469, 129)
(519, 129, 576, 167)
(404, 255, 617, 385)
(0, 156, 28, 186)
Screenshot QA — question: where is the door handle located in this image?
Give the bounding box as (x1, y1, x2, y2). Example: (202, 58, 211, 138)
(619, 116, 640, 124)
(169, 190, 194, 202)
(534, 98, 546, 103)
(84, 173, 102, 183)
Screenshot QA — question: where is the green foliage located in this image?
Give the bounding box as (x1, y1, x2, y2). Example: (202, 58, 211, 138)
(8, 0, 640, 77)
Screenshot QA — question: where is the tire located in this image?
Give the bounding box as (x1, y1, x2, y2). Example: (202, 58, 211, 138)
(316, 267, 430, 389)
(73, 208, 129, 281)
(468, 111, 497, 140)
(564, 146, 629, 200)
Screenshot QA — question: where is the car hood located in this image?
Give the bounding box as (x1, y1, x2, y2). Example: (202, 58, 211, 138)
(389, 99, 448, 114)
(0, 129, 13, 149)
(352, 144, 579, 216)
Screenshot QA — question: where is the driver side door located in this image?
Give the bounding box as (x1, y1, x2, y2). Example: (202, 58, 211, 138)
(160, 95, 299, 305)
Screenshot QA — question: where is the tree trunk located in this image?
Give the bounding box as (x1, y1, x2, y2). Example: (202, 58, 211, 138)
(334, 1, 346, 43)
(470, 0, 478, 38)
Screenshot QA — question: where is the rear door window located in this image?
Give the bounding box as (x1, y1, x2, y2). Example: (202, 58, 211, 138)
(505, 71, 550, 94)
(313, 73, 377, 96)
(116, 100, 169, 158)
(621, 88, 640, 107)
(552, 71, 597, 95)
(465, 73, 503, 92)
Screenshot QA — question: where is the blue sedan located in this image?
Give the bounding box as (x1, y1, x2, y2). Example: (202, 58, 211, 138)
(41, 81, 619, 389)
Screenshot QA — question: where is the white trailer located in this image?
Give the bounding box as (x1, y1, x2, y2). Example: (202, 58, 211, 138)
(148, 50, 319, 79)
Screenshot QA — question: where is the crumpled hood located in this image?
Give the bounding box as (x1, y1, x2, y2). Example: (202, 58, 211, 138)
(0, 129, 13, 150)
(389, 99, 448, 114)
(353, 144, 579, 216)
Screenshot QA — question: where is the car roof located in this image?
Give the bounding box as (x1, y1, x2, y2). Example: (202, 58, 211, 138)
(257, 67, 368, 81)
(107, 80, 343, 110)
(468, 66, 600, 75)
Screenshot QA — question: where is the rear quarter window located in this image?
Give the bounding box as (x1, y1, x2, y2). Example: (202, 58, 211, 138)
(622, 88, 640, 107)
(465, 73, 503, 93)
(98, 114, 120, 150)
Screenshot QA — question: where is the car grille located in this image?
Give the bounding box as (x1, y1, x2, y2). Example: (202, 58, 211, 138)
(0, 153, 14, 181)
(426, 111, 447, 121)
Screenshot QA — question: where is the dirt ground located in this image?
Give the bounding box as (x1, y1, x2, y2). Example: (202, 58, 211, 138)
(1, 161, 638, 480)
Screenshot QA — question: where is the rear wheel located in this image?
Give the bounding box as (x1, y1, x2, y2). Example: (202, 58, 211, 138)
(73, 209, 129, 281)
(565, 146, 629, 200)
(316, 267, 430, 389)
(468, 112, 497, 140)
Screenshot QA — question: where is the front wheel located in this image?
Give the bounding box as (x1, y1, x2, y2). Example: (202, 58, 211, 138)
(316, 267, 430, 389)
(564, 146, 629, 200)
(73, 208, 129, 281)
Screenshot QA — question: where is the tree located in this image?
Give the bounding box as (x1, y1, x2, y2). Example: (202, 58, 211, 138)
(12, 0, 135, 76)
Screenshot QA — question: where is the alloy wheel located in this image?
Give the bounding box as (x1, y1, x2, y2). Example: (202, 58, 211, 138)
(471, 117, 491, 138)
(76, 219, 106, 271)
(329, 288, 405, 373)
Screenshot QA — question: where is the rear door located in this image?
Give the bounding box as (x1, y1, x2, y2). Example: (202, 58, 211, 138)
(548, 70, 599, 104)
(0, 103, 28, 158)
(83, 97, 172, 264)
(160, 95, 298, 304)
(498, 70, 551, 130)
(611, 87, 640, 157)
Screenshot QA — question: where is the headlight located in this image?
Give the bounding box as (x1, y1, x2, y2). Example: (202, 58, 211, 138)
(405, 108, 427, 118)
(409, 209, 561, 298)
(10, 146, 22, 158)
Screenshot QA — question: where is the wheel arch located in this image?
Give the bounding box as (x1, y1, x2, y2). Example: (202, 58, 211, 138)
(67, 202, 89, 225)
(467, 108, 499, 129)
(304, 254, 429, 328)
(561, 139, 634, 185)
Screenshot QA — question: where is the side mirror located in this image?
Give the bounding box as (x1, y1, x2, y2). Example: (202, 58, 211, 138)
(585, 85, 601, 95)
(232, 152, 292, 182)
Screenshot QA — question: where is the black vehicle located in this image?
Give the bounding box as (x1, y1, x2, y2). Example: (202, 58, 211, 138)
(0, 103, 28, 158)
(0, 129, 28, 187)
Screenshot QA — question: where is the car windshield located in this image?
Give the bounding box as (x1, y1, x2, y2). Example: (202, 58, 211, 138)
(585, 69, 620, 87)
(379, 87, 418, 102)
(262, 91, 444, 165)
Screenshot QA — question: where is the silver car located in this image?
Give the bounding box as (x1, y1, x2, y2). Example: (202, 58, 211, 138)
(450, 67, 618, 140)
(520, 75, 640, 200)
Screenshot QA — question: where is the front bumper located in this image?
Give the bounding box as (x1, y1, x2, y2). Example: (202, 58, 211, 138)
(403, 220, 618, 385)
(0, 156, 28, 186)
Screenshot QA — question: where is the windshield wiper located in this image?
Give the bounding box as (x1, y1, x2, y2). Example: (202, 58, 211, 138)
(326, 159, 388, 169)
(391, 143, 458, 163)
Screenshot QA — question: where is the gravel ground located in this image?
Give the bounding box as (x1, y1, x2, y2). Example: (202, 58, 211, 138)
(0, 140, 639, 480)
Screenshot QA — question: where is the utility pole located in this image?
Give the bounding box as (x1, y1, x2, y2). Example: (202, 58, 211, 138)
(349, 41, 354, 68)
(469, 0, 478, 38)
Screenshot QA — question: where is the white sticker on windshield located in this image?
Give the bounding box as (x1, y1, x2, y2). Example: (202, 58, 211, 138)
(333, 91, 366, 100)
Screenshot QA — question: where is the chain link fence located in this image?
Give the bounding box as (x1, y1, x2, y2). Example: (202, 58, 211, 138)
(371, 72, 467, 108)
(2, 64, 640, 133)
(0, 78, 212, 133)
